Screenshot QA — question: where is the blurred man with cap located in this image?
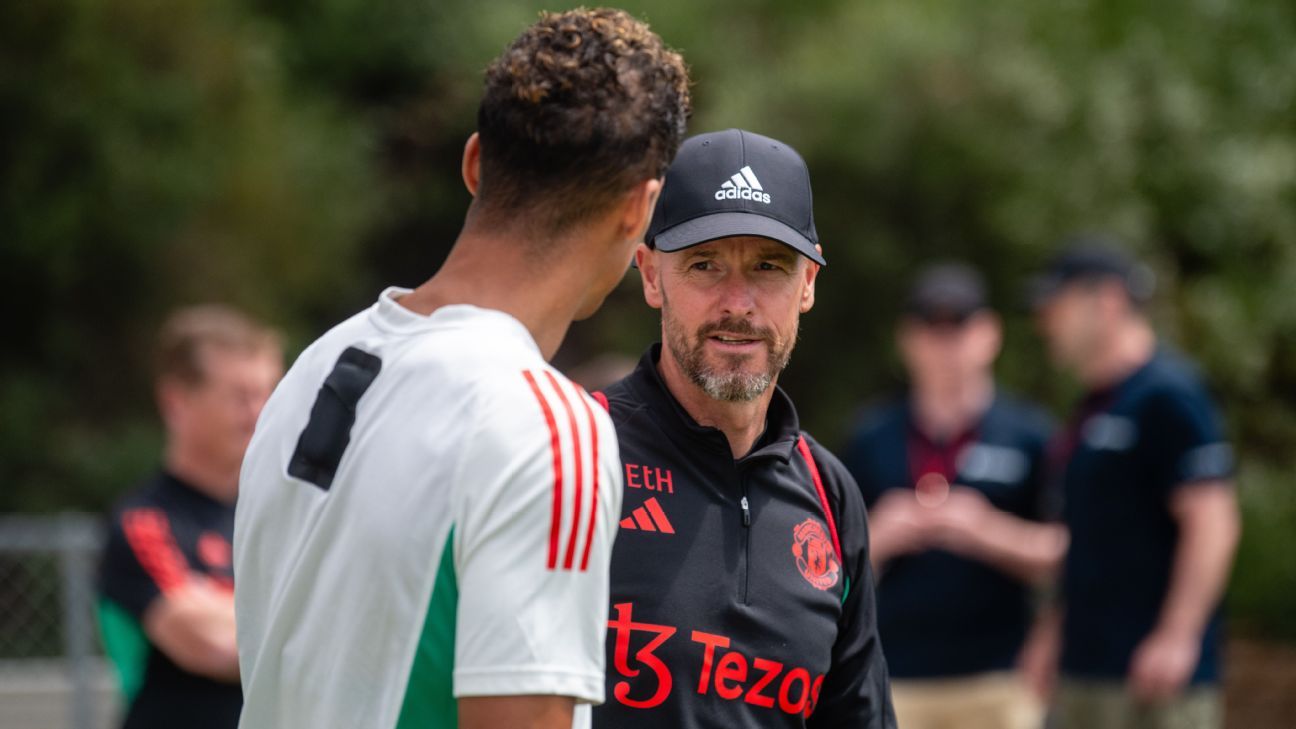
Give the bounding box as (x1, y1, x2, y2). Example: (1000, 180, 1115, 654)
(590, 129, 895, 728)
(1027, 236, 1240, 729)
(841, 262, 1065, 729)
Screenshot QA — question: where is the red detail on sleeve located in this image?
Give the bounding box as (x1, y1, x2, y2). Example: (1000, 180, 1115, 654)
(121, 508, 190, 595)
(577, 386, 601, 571)
(544, 371, 585, 571)
(523, 370, 564, 570)
(796, 436, 843, 572)
(591, 391, 610, 412)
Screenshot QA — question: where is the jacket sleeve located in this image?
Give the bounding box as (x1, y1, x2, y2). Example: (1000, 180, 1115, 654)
(804, 437, 897, 729)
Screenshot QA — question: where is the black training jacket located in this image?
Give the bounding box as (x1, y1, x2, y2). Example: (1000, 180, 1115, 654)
(590, 345, 896, 729)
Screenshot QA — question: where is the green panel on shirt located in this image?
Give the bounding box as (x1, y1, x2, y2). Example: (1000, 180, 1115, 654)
(396, 528, 459, 729)
(97, 598, 150, 704)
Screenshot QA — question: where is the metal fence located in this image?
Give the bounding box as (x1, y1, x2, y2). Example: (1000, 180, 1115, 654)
(0, 514, 119, 729)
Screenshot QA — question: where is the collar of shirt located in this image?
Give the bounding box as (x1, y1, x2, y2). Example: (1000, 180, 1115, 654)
(158, 470, 234, 517)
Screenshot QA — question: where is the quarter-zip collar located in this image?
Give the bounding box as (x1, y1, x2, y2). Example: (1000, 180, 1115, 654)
(623, 344, 801, 464)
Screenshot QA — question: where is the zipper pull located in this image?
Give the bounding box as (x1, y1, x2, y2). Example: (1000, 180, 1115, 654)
(740, 496, 751, 527)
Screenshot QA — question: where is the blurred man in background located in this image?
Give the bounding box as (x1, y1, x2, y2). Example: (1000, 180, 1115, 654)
(97, 305, 282, 729)
(234, 9, 690, 729)
(842, 263, 1065, 729)
(1028, 239, 1240, 729)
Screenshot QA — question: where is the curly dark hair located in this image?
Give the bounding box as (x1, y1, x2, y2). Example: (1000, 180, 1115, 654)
(476, 8, 691, 233)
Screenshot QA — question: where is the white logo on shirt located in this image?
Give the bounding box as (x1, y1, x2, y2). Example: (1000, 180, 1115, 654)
(957, 444, 1029, 484)
(1082, 415, 1139, 451)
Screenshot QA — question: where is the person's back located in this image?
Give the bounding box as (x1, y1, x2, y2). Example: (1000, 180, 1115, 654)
(233, 9, 691, 729)
(236, 294, 618, 727)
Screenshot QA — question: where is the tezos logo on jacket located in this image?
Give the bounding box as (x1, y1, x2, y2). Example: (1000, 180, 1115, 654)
(715, 166, 772, 204)
(791, 518, 839, 590)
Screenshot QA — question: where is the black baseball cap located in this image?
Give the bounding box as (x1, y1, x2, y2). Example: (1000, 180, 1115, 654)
(645, 129, 824, 265)
(1028, 234, 1156, 309)
(904, 263, 989, 324)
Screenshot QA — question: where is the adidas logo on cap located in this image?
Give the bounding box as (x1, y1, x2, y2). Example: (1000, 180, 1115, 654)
(715, 165, 772, 204)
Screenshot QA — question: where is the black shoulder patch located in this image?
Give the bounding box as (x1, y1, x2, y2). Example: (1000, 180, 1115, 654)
(287, 346, 382, 491)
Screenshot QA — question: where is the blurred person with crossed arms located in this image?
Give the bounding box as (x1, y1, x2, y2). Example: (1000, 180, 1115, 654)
(1025, 237, 1240, 729)
(97, 305, 282, 729)
(841, 263, 1065, 729)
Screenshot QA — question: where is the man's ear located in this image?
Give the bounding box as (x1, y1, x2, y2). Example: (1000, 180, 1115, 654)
(461, 132, 482, 197)
(620, 178, 663, 242)
(799, 245, 823, 313)
(968, 311, 1004, 365)
(636, 244, 664, 310)
(155, 379, 185, 431)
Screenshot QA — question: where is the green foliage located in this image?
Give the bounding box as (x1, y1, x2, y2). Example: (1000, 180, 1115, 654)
(1232, 463, 1296, 641)
(3, 0, 1293, 636)
(1, 0, 377, 509)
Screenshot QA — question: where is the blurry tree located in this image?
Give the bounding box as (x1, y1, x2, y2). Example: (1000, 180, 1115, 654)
(2, 0, 1293, 637)
(1, 0, 377, 510)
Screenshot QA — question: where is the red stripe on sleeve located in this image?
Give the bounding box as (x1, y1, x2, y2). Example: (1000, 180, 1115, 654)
(523, 370, 564, 570)
(121, 508, 190, 595)
(545, 371, 584, 571)
(576, 388, 601, 571)
(797, 435, 844, 566)
(591, 391, 610, 412)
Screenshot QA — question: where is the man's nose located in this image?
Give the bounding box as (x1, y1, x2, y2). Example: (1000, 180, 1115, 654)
(717, 271, 757, 316)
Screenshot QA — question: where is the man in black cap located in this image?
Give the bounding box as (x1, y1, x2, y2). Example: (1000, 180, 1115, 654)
(840, 262, 1064, 729)
(590, 129, 895, 728)
(1027, 237, 1239, 729)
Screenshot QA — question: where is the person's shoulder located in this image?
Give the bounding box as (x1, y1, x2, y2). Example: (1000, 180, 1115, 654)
(800, 433, 861, 496)
(107, 472, 171, 521)
(1133, 348, 1219, 413)
(842, 394, 907, 453)
(589, 366, 651, 428)
(468, 360, 611, 447)
(1144, 347, 1211, 392)
(989, 390, 1056, 442)
(850, 394, 907, 434)
(797, 433, 870, 547)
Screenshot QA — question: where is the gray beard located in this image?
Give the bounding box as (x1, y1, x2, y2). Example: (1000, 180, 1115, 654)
(663, 309, 795, 403)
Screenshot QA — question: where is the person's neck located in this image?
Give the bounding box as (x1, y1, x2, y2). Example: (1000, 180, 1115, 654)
(164, 444, 238, 505)
(397, 225, 589, 361)
(656, 348, 774, 459)
(911, 372, 994, 442)
(1080, 319, 1157, 391)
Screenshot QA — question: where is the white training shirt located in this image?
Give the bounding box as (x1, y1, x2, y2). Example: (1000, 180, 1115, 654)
(234, 288, 621, 729)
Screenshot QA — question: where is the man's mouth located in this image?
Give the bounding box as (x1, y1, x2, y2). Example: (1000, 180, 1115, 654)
(706, 333, 766, 352)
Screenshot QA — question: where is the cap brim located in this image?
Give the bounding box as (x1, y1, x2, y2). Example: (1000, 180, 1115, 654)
(904, 302, 985, 324)
(652, 212, 826, 266)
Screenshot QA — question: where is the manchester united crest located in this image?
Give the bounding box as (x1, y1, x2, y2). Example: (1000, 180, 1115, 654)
(792, 518, 839, 590)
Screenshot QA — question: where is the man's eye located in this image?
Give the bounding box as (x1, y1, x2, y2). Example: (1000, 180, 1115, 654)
(690, 261, 713, 271)
(757, 261, 784, 272)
